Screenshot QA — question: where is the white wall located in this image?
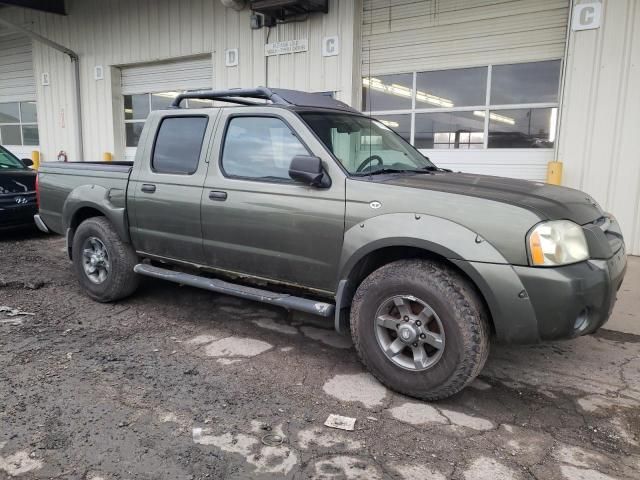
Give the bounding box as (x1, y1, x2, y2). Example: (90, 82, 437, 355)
(0, 0, 361, 163)
(558, 0, 640, 255)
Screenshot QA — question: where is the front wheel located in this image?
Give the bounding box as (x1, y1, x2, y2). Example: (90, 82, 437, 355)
(72, 216, 140, 302)
(350, 259, 490, 401)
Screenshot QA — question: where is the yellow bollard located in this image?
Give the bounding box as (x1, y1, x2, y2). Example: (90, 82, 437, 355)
(31, 150, 40, 170)
(103, 152, 113, 162)
(546, 161, 563, 185)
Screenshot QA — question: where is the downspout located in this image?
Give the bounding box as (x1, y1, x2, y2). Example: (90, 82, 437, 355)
(0, 17, 84, 160)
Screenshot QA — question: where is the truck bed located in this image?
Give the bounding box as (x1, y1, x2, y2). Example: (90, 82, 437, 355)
(38, 161, 133, 235)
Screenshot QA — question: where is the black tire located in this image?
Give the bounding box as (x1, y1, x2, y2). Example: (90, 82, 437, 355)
(72, 216, 140, 302)
(350, 259, 490, 401)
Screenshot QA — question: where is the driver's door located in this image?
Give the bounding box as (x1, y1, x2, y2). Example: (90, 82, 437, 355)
(201, 108, 346, 293)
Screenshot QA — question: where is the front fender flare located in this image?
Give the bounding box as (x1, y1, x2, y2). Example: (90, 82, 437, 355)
(333, 213, 511, 334)
(338, 213, 508, 282)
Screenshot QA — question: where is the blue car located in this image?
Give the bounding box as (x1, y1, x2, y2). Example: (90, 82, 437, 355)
(0, 145, 37, 230)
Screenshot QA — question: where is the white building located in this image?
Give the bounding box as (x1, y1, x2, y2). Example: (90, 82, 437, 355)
(0, 0, 638, 254)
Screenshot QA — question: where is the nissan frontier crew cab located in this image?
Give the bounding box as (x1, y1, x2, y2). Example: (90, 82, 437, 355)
(35, 88, 627, 400)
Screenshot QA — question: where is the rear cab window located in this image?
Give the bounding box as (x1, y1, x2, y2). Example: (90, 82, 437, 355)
(152, 116, 208, 175)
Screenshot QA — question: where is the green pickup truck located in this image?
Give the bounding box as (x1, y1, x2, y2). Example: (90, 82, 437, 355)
(35, 88, 627, 400)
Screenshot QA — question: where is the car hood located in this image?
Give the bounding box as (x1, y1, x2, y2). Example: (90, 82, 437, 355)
(378, 172, 604, 225)
(0, 169, 36, 194)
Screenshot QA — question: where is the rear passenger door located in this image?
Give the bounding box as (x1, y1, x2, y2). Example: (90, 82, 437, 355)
(129, 113, 215, 264)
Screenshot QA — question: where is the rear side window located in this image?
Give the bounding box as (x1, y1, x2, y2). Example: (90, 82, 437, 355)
(221, 116, 308, 181)
(152, 116, 208, 174)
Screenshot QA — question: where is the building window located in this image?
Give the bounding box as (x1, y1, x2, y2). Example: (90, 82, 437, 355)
(123, 92, 212, 147)
(362, 60, 561, 149)
(0, 101, 39, 146)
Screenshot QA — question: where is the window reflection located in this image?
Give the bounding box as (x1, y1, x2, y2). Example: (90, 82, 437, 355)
(374, 114, 411, 143)
(362, 73, 413, 111)
(488, 108, 557, 148)
(416, 67, 487, 108)
(491, 61, 561, 105)
(415, 112, 484, 149)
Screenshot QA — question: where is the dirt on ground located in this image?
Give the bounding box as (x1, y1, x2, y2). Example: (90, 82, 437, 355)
(1, 229, 639, 480)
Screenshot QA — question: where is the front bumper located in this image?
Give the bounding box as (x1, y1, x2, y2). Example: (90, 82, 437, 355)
(514, 244, 627, 340)
(454, 244, 627, 344)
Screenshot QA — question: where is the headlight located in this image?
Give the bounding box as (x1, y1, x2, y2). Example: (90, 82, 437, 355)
(528, 220, 589, 266)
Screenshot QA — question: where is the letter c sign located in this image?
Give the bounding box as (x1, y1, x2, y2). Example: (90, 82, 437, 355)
(322, 36, 339, 57)
(572, 2, 602, 31)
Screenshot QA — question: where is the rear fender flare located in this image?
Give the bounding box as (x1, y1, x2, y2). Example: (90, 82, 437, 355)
(62, 184, 130, 246)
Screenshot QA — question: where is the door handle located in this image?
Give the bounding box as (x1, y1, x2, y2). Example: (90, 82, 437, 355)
(209, 190, 228, 201)
(141, 184, 156, 193)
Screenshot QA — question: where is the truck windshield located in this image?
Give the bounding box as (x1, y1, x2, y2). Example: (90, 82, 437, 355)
(299, 112, 436, 175)
(0, 146, 26, 170)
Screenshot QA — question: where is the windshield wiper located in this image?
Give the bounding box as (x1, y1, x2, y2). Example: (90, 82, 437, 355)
(421, 165, 452, 173)
(352, 168, 414, 177)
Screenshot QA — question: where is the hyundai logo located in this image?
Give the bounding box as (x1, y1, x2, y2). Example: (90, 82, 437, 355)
(15, 196, 28, 205)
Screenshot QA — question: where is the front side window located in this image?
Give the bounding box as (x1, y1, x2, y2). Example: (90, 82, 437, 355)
(363, 60, 561, 149)
(221, 116, 308, 181)
(152, 116, 208, 174)
(0, 102, 39, 146)
(300, 112, 434, 175)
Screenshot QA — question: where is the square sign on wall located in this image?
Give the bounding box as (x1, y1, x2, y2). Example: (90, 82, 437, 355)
(322, 36, 339, 57)
(572, 2, 602, 31)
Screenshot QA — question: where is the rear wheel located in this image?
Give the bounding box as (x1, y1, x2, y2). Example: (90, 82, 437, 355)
(72, 217, 139, 302)
(350, 259, 490, 401)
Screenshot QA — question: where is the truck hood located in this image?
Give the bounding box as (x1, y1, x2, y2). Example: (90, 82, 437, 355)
(0, 169, 36, 194)
(377, 172, 604, 225)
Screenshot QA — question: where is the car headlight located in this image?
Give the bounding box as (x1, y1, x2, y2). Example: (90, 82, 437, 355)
(528, 220, 589, 266)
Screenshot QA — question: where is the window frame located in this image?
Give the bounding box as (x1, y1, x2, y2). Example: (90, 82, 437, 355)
(219, 113, 313, 185)
(0, 101, 39, 146)
(123, 91, 213, 148)
(150, 114, 209, 176)
(362, 59, 562, 150)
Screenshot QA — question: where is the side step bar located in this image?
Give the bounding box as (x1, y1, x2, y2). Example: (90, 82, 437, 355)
(133, 264, 335, 317)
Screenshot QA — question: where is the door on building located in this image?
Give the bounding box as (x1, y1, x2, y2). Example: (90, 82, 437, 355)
(120, 55, 214, 161)
(200, 109, 346, 293)
(0, 33, 40, 159)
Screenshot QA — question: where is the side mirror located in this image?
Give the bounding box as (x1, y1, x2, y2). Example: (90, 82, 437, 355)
(288, 155, 330, 188)
(21, 158, 33, 168)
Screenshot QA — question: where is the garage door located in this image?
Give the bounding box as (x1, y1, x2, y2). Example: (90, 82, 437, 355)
(0, 32, 39, 159)
(120, 55, 213, 160)
(361, 0, 569, 181)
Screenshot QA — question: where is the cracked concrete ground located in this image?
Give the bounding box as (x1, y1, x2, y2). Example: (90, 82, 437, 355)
(1, 231, 639, 479)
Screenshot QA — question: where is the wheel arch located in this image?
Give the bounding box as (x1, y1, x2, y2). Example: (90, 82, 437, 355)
(63, 184, 131, 259)
(334, 244, 497, 337)
(334, 213, 510, 335)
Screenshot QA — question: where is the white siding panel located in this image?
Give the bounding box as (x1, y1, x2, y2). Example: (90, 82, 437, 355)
(0, 32, 35, 102)
(559, 0, 640, 255)
(422, 149, 552, 182)
(121, 56, 213, 94)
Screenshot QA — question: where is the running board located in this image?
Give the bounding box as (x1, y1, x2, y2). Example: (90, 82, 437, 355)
(133, 264, 335, 317)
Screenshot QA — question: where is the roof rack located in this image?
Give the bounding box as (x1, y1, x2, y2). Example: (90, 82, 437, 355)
(171, 87, 288, 107)
(170, 87, 357, 112)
